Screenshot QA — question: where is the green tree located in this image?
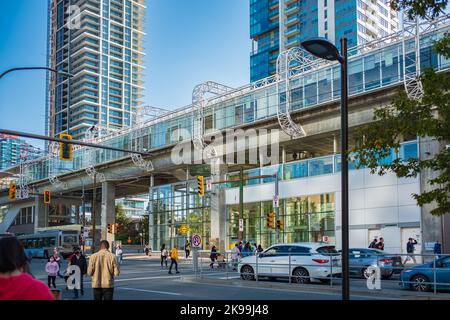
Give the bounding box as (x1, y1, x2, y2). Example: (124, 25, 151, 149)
(352, 1, 450, 216)
(115, 204, 132, 242)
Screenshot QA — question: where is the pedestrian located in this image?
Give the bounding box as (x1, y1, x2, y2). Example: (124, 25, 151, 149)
(216, 254, 226, 269)
(242, 242, 252, 258)
(0, 236, 54, 300)
(238, 241, 243, 253)
(87, 240, 120, 301)
(368, 238, 378, 249)
(434, 241, 442, 259)
(70, 247, 87, 299)
(52, 247, 64, 279)
(185, 240, 191, 259)
(403, 238, 418, 265)
(45, 256, 59, 289)
(230, 244, 240, 271)
(257, 244, 264, 253)
(209, 246, 217, 269)
(168, 245, 180, 274)
(115, 245, 123, 265)
(375, 237, 385, 250)
(253, 243, 258, 255)
(144, 244, 150, 256)
(160, 244, 168, 269)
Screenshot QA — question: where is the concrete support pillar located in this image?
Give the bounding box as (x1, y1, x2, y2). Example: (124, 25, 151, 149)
(148, 174, 154, 249)
(34, 195, 46, 230)
(101, 181, 116, 249)
(419, 137, 445, 256)
(333, 134, 338, 154)
(210, 164, 228, 252)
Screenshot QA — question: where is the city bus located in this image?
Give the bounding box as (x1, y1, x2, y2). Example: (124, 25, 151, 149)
(17, 228, 81, 259)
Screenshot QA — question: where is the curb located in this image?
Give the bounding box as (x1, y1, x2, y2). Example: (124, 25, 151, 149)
(179, 276, 450, 300)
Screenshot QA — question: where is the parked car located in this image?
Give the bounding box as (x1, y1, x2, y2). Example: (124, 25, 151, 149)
(400, 255, 450, 292)
(239, 242, 341, 284)
(347, 248, 403, 279)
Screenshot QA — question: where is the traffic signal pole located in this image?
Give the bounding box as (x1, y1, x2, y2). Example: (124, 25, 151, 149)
(275, 173, 280, 243)
(239, 168, 244, 242)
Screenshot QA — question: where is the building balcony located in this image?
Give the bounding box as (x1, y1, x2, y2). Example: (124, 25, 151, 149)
(285, 24, 300, 37)
(285, 14, 299, 26)
(285, 3, 300, 15)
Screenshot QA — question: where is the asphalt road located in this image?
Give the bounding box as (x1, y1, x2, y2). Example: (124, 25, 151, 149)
(27, 255, 450, 300)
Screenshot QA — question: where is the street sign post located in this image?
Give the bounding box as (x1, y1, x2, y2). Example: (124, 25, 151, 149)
(239, 219, 244, 232)
(273, 195, 279, 208)
(191, 234, 202, 276)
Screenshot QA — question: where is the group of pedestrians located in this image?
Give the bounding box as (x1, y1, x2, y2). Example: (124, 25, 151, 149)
(160, 243, 180, 274)
(0, 236, 121, 300)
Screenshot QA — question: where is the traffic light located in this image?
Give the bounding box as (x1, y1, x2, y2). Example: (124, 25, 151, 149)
(59, 133, 73, 161)
(197, 175, 205, 197)
(276, 219, 284, 230)
(115, 223, 119, 233)
(266, 212, 275, 229)
(8, 182, 16, 200)
(43, 190, 51, 204)
(107, 224, 113, 234)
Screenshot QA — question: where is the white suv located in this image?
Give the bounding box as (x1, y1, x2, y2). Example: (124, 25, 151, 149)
(239, 242, 341, 283)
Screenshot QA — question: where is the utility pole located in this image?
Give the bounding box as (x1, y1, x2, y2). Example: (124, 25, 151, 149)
(274, 173, 280, 243)
(238, 167, 244, 242)
(91, 173, 97, 253)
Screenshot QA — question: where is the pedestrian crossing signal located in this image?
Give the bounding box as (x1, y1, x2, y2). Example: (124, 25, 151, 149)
(197, 176, 205, 197)
(8, 182, 16, 200)
(266, 212, 275, 229)
(107, 224, 113, 234)
(44, 190, 51, 204)
(59, 133, 73, 161)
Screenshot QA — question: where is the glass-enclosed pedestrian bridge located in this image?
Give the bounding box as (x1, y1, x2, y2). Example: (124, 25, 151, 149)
(13, 21, 450, 184)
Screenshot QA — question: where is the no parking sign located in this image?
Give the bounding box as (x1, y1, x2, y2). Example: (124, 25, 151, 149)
(192, 234, 202, 248)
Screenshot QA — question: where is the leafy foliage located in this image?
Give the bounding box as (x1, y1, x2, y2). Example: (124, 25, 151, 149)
(353, 2, 450, 216)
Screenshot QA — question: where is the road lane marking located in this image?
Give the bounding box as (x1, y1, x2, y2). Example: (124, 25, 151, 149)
(117, 287, 181, 296)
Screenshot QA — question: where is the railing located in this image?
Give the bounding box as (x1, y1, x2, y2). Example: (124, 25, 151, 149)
(189, 251, 450, 295)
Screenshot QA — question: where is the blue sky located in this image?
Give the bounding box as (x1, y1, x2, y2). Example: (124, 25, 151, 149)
(0, 0, 250, 148)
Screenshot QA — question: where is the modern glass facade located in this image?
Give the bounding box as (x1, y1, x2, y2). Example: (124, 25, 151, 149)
(47, 0, 146, 140)
(0, 134, 44, 170)
(250, 0, 398, 82)
(17, 25, 449, 184)
(148, 141, 417, 249)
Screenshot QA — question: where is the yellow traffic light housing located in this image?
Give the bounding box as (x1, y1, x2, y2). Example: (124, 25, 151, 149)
(276, 219, 284, 230)
(197, 176, 205, 197)
(266, 212, 275, 229)
(115, 223, 119, 233)
(9, 182, 16, 200)
(44, 190, 51, 204)
(107, 224, 113, 234)
(59, 133, 73, 161)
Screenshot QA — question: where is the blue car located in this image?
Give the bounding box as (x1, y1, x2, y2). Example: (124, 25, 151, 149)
(400, 255, 450, 292)
(348, 248, 403, 279)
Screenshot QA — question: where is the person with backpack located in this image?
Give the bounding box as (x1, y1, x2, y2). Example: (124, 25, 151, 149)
(168, 245, 180, 274)
(185, 240, 191, 259)
(160, 244, 168, 269)
(403, 238, 418, 265)
(70, 247, 87, 299)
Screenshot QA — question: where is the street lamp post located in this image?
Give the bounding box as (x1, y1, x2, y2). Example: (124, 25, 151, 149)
(0, 67, 73, 80)
(301, 37, 349, 301)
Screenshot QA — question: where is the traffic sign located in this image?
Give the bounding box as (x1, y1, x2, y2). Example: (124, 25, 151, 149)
(179, 224, 189, 235)
(192, 234, 202, 248)
(239, 219, 244, 232)
(322, 235, 329, 242)
(273, 195, 279, 208)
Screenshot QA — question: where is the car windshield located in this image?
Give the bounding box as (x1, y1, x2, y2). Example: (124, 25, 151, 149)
(317, 246, 338, 255)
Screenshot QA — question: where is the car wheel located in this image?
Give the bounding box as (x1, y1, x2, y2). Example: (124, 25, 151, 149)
(411, 275, 431, 292)
(240, 265, 255, 281)
(292, 267, 310, 284)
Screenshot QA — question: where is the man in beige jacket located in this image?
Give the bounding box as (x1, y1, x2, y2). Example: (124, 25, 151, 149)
(87, 240, 120, 300)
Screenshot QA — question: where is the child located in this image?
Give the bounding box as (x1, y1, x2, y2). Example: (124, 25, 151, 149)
(45, 256, 59, 289)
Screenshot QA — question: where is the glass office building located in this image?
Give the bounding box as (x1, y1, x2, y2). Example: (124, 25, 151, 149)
(47, 0, 146, 140)
(250, 0, 398, 82)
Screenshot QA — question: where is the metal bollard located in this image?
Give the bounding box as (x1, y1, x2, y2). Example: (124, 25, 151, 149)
(289, 254, 292, 284)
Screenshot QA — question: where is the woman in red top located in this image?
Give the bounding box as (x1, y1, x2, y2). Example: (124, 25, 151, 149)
(0, 236, 54, 300)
